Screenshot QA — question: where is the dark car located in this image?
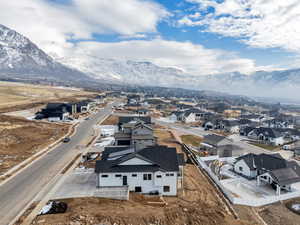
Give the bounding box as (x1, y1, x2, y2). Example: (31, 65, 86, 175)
(62, 137, 71, 143)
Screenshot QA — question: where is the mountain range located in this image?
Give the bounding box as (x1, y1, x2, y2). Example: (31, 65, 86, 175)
(0, 24, 90, 83)
(1, 23, 300, 100)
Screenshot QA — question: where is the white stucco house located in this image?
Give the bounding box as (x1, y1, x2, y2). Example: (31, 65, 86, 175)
(233, 153, 300, 195)
(247, 127, 285, 146)
(95, 146, 185, 196)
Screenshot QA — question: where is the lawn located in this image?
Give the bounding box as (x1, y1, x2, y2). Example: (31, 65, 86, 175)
(180, 135, 203, 147)
(248, 141, 278, 151)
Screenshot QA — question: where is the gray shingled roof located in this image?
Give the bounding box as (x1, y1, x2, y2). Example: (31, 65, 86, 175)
(118, 116, 151, 125)
(202, 134, 228, 146)
(236, 153, 300, 175)
(269, 168, 300, 186)
(95, 146, 180, 173)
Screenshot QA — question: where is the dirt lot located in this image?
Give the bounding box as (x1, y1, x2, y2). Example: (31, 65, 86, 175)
(0, 81, 96, 113)
(258, 198, 300, 225)
(29, 126, 253, 225)
(0, 115, 69, 175)
(154, 128, 183, 153)
(180, 134, 203, 147)
(100, 115, 119, 125)
(32, 163, 252, 225)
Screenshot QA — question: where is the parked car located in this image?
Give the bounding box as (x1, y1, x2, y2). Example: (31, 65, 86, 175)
(62, 137, 71, 143)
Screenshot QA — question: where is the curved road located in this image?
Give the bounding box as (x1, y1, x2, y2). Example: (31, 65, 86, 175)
(0, 103, 114, 225)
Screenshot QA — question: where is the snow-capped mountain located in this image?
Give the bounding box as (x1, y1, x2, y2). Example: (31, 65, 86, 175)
(56, 55, 198, 87)
(58, 53, 300, 99)
(2, 23, 300, 100)
(0, 24, 90, 82)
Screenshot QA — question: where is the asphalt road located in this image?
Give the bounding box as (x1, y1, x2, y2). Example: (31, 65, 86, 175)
(0, 103, 114, 225)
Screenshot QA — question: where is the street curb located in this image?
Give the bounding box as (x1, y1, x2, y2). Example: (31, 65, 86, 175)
(9, 110, 111, 225)
(0, 122, 79, 187)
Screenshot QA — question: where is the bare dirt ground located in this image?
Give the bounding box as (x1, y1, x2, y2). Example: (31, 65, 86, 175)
(100, 115, 119, 125)
(154, 128, 182, 153)
(180, 134, 203, 147)
(32, 163, 252, 225)
(0, 81, 96, 113)
(29, 126, 253, 225)
(258, 198, 300, 225)
(0, 115, 69, 175)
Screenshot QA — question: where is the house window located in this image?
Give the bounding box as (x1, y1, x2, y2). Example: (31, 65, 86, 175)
(132, 174, 137, 177)
(115, 174, 122, 178)
(156, 175, 162, 178)
(169, 173, 174, 176)
(239, 166, 243, 171)
(143, 174, 152, 180)
(166, 173, 170, 176)
(163, 186, 170, 192)
(135, 186, 142, 192)
(101, 174, 108, 178)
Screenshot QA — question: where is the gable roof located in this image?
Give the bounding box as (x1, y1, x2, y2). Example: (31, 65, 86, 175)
(202, 134, 230, 146)
(268, 168, 300, 186)
(95, 146, 179, 173)
(250, 127, 284, 138)
(118, 116, 151, 125)
(236, 153, 291, 171)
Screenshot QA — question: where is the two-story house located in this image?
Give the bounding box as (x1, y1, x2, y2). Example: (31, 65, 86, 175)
(95, 146, 185, 196)
(115, 117, 156, 151)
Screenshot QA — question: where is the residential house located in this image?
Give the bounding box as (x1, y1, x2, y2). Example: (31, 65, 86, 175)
(118, 116, 151, 129)
(234, 153, 300, 195)
(115, 117, 155, 151)
(36, 103, 70, 122)
(223, 109, 241, 118)
(76, 100, 93, 113)
(240, 114, 265, 123)
(263, 118, 295, 129)
(135, 108, 150, 116)
(247, 127, 285, 146)
(239, 126, 256, 136)
(220, 120, 240, 133)
(95, 146, 185, 196)
(200, 134, 243, 156)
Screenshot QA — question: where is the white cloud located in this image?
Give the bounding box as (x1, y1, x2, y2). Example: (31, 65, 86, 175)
(0, 0, 168, 55)
(67, 39, 257, 75)
(181, 0, 300, 52)
(0, 0, 260, 76)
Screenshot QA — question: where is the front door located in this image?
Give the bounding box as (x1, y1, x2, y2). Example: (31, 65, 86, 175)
(123, 176, 128, 185)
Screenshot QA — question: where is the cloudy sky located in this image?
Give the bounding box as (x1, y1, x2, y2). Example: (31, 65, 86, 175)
(1, 0, 300, 75)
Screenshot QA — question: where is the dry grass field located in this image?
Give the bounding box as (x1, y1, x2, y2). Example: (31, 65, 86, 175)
(0, 115, 70, 175)
(0, 81, 95, 112)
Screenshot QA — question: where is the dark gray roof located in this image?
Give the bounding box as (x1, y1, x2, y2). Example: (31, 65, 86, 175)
(101, 146, 132, 160)
(222, 120, 239, 127)
(95, 146, 180, 173)
(118, 116, 151, 125)
(269, 168, 300, 186)
(236, 153, 296, 172)
(251, 127, 283, 138)
(202, 134, 229, 146)
(240, 126, 256, 135)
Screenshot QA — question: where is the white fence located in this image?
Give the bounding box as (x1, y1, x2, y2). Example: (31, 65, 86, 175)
(196, 156, 300, 207)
